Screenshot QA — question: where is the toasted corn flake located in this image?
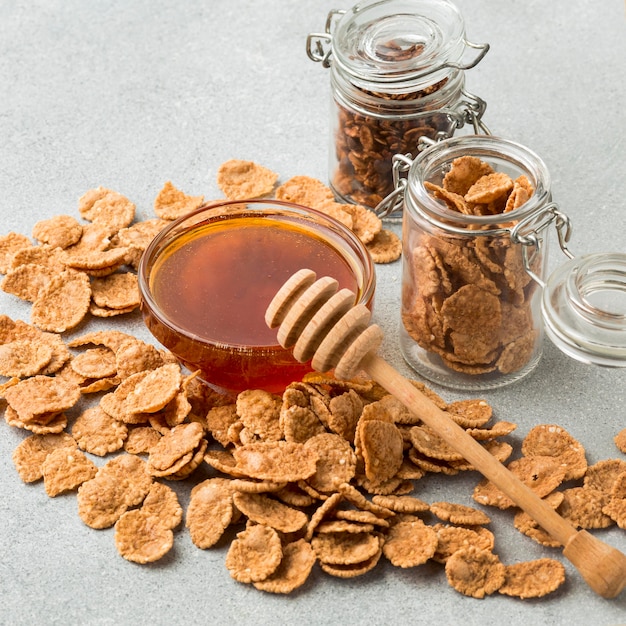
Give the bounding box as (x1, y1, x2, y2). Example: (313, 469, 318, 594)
(371, 494, 428, 514)
(614, 429, 626, 454)
(318, 539, 382, 578)
(365, 229, 402, 264)
(71, 405, 127, 456)
(97, 454, 153, 507)
(125, 363, 182, 414)
(32, 214, 83, 249)
(383, 518, 437, 567)
(186, 479, 234, 549)
(225, 524, 283, 583)
(499, 559, 566, 599)
(42, 447, 98, 497)
(0, 340, 53, 377)
(148, 422, 204, 473)
(432, 524, 495, 564)
(304, 433, 357, 493)
(445, 546, 505, 598)
(70, 346, 117, 379)
(91, 272, 140, 310)
(140, 481, 183, 530)
(77, 474, 130, 529)
(522, 424, 587, 481)
(1, 263, 57, 302)
(583, 458, 626, 494)
(430, 502, 491, 526)
(464, 172, 514, 205)
(558, 486, 613, 529)
(115, 509, 174, 564)
(275, 175, 335, 207)
(31, 270, 91, 332)
(154, 181, 204, 220)
(442, 156, 494, 197)
(233, 492, 308, 533)
(4, 375, 81, 422)
(124, 426, 162, 455)
(410, 425, 465, 462)
(232, 440, 318, 483)
(312, 531, 380, 566)
(253, 539, 316, 594)
(217, 159, 278, 200)
(359, 419, 404, 485)
(12, 432, 77, 483)
(0, 232, 32, 274)
(236, 389, 283, 442)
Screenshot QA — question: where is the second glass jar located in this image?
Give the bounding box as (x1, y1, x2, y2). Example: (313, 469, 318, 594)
(308, 0, 489, 211)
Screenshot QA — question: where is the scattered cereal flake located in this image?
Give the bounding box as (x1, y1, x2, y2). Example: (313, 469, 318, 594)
(32, 214, 83, 249)
(233, 492, 308, 533)
(125, 363, 182, 414)
(78, 188, 135, 232)
(615, 429, 626, 454)
(318, 539, 382, 578)
(97, 454, 153, 507)
(430, 501, 491, 526)
(1, 263, 57, 302)
(275, 175, 334, 207)
(0, 232, 32, 274)
(303, 433, 357, 493)
(124, 426, 162, 455)
(281, 405, 326, 443)
(4, 405, 68, 434)
(186, 478, 234, 549)
(232, 440, 319, 483)
(70, 346, 118, 379)
(383, 517, 437, 567)
(31, 270, 91, 332)
(236, 389, 283, 442)
(11, 432, 77, 483)
(154, 181, 204, 220)
(583, 459, 626, 494)
(114, 337, 164, 379)
(0, 340, 53, 377)
(410, 425, 465, 462)
(338, 483, 395, 518)
(359, 419, 404, 485)
(432, 524, 495, 564)
(42, 447, 98, 497)
(114, 509, 174, 563)
(225, 524, 283, 583)
(4, 375, 81, 422)
(445, 546, 505, 599)
(499, 559, 566, 599)
(90, 272, 140, 310)
(557, 486, 613, 529)
(77, 474, 129, 529)
(522, 424, 587, 481)
(147, 422, 204, 473)
(312, 531, 381, 566)
(253, 539, 316, 594)
(217, 160, 278, 200)
(345, 203, 382, 245)
(371, 494, 428, 514)
(366, 229, 402, 264)
(140, 481, 183, 530)
(71, 405, 128, 456)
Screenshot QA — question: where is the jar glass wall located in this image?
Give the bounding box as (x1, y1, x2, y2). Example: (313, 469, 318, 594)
(400, 135, 552, 389)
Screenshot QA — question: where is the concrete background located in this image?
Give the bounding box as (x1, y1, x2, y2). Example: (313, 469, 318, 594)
(0, 1, 624, 624)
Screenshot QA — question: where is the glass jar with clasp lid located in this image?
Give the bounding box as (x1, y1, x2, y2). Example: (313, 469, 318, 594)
(307, 0, 490, 211)
(382, 134, 626, 390)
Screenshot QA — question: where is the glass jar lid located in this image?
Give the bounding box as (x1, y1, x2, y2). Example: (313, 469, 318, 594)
(542, 252, 626, 367)
(330, 0, 469, 89)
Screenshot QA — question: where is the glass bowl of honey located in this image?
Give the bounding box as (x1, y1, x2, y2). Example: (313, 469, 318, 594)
(138, 199, 376, 395)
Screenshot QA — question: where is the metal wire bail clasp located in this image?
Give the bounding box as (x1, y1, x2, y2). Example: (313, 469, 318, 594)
(374, 153, 414, 220)
(511, 203, 575, 287)
(306, 9, 345, 67)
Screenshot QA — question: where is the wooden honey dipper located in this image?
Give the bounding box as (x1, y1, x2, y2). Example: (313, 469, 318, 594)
(265, 268, 626, 599)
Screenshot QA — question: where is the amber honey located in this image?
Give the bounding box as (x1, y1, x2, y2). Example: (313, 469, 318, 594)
(139, 203, 375, 394)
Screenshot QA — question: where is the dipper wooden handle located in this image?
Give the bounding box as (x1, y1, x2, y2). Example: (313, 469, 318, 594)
(266, 269, 626, 599)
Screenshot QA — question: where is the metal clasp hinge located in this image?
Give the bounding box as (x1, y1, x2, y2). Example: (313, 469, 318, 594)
(373, 153, 415, 220)
(510, 203, 574, 287)
(306, 9, 345, 67)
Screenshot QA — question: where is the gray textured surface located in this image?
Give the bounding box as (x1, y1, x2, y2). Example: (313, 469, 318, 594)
(0, 1, 625, 625)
